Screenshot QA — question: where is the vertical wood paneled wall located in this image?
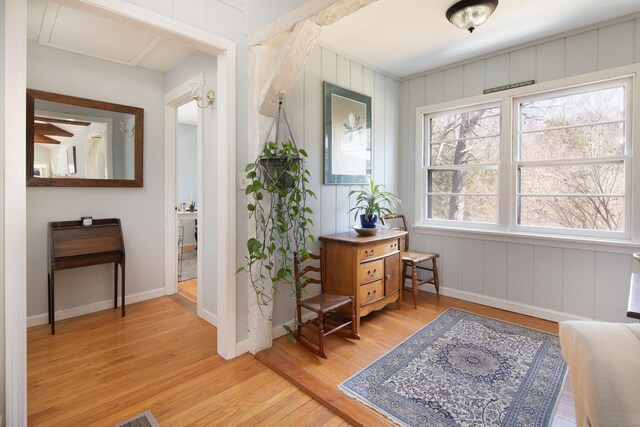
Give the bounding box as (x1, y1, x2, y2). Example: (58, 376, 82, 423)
(272, 46, 399, 326)
(399, 18, 640, 323)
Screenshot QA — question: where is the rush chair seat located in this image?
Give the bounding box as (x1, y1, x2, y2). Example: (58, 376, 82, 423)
(294, 249, 360, 358)
(382, 214, 440, 308)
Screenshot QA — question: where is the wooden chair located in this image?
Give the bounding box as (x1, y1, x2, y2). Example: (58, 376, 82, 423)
(382, 214, 440, 308)
(294, 249, 360, 358)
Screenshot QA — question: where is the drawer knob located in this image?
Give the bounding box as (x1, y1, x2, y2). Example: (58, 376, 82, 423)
(385, 274, 391, 280)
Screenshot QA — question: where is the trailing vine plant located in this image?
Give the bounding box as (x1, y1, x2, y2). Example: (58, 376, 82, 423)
(238, 101, 316, 328)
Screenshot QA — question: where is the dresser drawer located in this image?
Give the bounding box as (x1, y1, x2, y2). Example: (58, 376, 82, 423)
(359, 280, 384, 305)
(359, 240, 400, 261)
(359, 259, 383, 283)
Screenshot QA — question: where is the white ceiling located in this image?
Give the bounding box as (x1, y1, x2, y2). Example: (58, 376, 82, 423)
(319, 0, 640, 78)
(27, 0, 197, 72)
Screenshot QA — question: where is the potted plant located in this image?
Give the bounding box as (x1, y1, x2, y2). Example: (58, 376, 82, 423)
(348, 176, 400, 228)
(238, 101, 315, 323)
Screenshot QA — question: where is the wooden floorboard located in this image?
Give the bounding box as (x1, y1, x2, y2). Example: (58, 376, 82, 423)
(28, 297, 345, 426)
(178, 278, 197, 304)
(260, 289, 576, 427)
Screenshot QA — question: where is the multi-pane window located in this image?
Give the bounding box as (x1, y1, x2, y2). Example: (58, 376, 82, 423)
(515, 81, 629, 235)
(425, 104, 501, 224)
(420, 75, 633, 240)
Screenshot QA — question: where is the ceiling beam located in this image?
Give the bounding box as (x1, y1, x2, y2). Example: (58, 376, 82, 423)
(249, 0, 376, 47)
(258, 19, 321, 117)
(35, 116, 91, 127)
(34, 123, 73, 137)
(34, 135, 61, 144)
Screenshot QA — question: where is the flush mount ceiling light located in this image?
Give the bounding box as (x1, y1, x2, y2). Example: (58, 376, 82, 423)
(446, 0, 498, 33)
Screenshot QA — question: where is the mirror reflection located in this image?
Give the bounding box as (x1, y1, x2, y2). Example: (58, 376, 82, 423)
(27, 89, 144, 187)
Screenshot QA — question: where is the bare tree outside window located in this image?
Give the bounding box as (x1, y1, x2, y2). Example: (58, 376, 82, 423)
(426, 106, 500, 223)
(517, 86, 626, 232)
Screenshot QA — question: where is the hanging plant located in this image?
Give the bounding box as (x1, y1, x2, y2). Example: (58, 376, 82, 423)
(238, 101, 316, 323)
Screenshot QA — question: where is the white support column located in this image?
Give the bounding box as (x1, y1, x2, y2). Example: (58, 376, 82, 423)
(247, 44, 278, 354)
(4, 0, 27, 424)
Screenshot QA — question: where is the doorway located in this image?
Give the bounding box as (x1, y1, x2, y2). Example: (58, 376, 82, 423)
(5, 1, 238, 423)
(176, 100, 200, 307)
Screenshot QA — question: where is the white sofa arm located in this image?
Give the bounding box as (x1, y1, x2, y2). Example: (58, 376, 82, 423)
(559, 321, 640, 427)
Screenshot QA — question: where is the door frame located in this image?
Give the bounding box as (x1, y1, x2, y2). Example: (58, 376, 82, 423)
(4, 0, 237, 424)
(164, 74, 207, 322)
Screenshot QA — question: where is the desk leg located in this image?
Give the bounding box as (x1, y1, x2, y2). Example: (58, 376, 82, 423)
(47, 273, 52, 324)
(121, 261, 126, 317)
(114, 263, 118, 309)
(50, 272, 56, 335)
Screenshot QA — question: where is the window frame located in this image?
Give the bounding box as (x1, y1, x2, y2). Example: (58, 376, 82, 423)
(415, 66, 638, 243)
(421, 101, 503, 229)
(511, 77, 633, 240)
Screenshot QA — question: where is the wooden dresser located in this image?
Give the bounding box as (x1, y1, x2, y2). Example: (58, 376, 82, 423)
(320, 229, 407, 332)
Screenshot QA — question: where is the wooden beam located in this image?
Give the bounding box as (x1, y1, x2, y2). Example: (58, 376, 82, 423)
(249, 0, 376, 47)
(34, 135, 61, 144)
(258, 19, 321, 117)
(311, 0, 376, 26)
(35, 116, 91, 126)
(34, 122, 73, 137)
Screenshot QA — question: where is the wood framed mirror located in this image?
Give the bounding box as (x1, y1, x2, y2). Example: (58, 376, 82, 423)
(27, 89, 144, 187)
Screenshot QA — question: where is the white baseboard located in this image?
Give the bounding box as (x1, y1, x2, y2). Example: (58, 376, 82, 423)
(199, 307, 218, 327)
(236, 339, 249, 356)
(235, 312, 315, 356)
(27, 287, 166, 327)
(272, 312, 315, 339)
(434, 287, 592, 323)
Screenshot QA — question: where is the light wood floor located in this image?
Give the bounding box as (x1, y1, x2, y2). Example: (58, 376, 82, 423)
(259, 289, 576, 427)
(178, 278, 197, 304)
(178, 245, 198, 304)
(28, 297, 346, 426)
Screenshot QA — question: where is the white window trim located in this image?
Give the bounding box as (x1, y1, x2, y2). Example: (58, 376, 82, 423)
(414, 64, 640, 244)
(418, 100, 503, 230)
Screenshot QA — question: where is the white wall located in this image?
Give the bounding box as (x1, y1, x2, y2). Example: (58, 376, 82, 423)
(269, 45, 400, 327)
(177, 123, 197, 246)
(399, 17, 640, 323)
(0, 0, 5, 420)
(26, 41, 166, 321)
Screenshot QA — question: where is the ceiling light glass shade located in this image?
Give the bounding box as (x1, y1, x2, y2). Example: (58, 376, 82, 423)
(446, 0, 498, 33)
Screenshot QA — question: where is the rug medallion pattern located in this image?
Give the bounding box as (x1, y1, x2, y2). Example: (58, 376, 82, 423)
(339, 309, 567, 426)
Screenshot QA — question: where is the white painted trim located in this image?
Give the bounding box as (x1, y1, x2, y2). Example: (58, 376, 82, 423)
(56, 0, 232, 54)
(200, 308, 218, 327)
(236, 339, 249, 356)
(4, 0, 27, 425)
(215, 47, 238, 360)
(26, 288, 165, 327)
(164, 73, 204, 298)
(431, 287, 593, 323)
(195, 95, 205, 320)
(272, 311, 316, 340)
(5, 1, 238, 424)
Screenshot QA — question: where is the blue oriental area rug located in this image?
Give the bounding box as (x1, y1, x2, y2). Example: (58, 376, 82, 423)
(339, 309, 567, 426)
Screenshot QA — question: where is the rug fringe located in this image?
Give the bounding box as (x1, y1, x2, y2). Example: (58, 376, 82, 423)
(337, 383, 408, 427)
